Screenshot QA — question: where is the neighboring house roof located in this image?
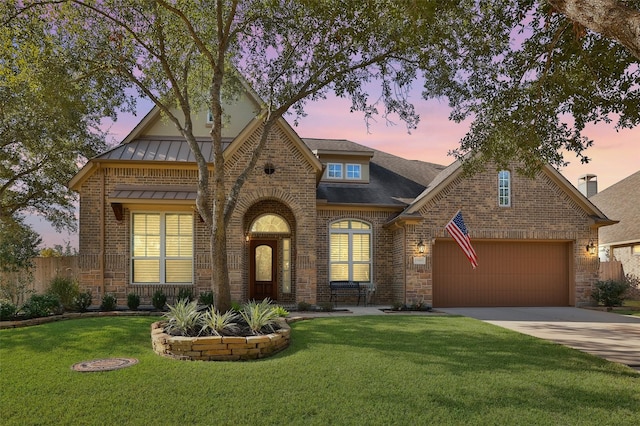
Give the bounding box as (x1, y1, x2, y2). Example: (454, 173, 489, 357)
(589, 170, 640, 246)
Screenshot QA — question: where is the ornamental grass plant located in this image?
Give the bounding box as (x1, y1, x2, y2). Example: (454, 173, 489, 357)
(1, 316, 639, 425)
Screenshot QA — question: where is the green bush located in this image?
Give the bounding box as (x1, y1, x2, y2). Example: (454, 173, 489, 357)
(163, 299, 202, 336)
(239, 298, 279, 335)
(297, 301, 312, 311)
(0, 300, 17, 320)
(200, 309, 239, 336)
(231, 301, 242, 312)
(319, 301, 333, 312)
(47, 276, 79, 311)
(272, 305, 289, 318)
(127, 293, 140, 310)
(152, 290, 167, 310)
(177, 287, 193, 302)
(197, 291, 214, 306)
(20, 293, 62, 318)
(591, 279, 631, 307)
(72, 291, 92, 312)
(100, 293, 117, 311)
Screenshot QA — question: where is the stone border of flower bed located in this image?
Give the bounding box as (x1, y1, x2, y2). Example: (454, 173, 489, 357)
(0, 311, 163, 329)
(150, 318, 291, 361)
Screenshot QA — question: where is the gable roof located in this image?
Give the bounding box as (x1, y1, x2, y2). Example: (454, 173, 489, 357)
(400, 158, 613, 226)
(589, 170, 640, 245)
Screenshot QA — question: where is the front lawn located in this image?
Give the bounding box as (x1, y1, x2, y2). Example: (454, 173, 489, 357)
(1, 316, 638, 425)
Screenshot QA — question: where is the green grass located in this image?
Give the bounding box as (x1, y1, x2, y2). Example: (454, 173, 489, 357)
(1, 316, 639, 425)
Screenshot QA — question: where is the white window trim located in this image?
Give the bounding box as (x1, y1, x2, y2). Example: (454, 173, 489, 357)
(327, 163, 343, 179)
(498, 170, 511, 207)
(346, 163, 362, 180)
(329, 219, 372, 283)
(130, 211, 194, 285)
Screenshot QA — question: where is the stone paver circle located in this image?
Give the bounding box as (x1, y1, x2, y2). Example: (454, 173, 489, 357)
(71, 357, 138, 372)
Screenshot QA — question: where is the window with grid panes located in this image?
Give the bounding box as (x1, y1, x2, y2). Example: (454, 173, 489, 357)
(329, 219, 371, 282)
(131, 212, 193, 284)
(498, 170, 511, 207)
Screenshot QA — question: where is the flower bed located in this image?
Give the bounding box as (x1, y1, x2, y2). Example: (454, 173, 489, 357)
(150, 319, 291, 361)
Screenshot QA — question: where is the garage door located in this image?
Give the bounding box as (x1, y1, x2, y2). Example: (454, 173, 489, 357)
(433, 240, 570, 307)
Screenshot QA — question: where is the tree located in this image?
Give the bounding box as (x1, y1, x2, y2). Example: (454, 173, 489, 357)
(0, 216, 41, 273)
(0, 4, 132, 231)
(27, 0, 434, 312)
(14, 0, 640, 311)
(417, 0, 640, 175)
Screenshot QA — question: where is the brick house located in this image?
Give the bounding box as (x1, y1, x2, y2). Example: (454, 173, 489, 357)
(70, 89, 612, 308)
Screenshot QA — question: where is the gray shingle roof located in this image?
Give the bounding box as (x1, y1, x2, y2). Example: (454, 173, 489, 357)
(589, 170, 640, 245)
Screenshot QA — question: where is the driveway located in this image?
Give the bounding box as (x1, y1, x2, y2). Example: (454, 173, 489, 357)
(438, 307, 640, 370)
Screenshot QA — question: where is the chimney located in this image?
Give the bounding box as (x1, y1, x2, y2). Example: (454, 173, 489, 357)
(578, 174, 598, 197)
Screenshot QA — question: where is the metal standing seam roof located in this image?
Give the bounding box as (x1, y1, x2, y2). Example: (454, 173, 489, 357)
(97, 138, 232, 162)
(109, 185, 197, 202)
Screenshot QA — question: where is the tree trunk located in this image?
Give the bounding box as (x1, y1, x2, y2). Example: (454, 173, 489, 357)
(548, 0, 640, 60)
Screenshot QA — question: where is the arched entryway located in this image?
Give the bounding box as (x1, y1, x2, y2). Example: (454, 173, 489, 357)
(244, 201, 296, 303)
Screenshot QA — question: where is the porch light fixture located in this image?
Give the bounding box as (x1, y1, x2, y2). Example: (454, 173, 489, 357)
(586, 240, 596, 255)
(417, 240, 425, 254)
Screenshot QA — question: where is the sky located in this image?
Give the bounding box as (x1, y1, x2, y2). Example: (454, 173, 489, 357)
(31, 91, 639, 249)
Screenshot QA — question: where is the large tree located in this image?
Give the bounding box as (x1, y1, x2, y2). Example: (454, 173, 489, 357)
(418, 0, 640, 174)
(27, 0, 437, 311)
(0, 5, 132, 231)
(13, 0, 640, 311)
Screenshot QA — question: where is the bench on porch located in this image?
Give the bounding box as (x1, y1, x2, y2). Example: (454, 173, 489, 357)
(329, 281, 375, 307)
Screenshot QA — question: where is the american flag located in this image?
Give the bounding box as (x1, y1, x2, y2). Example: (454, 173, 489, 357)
(445, 210, 478, 269)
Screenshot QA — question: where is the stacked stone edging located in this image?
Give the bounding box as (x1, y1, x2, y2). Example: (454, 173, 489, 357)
(151, 319, 290, 361)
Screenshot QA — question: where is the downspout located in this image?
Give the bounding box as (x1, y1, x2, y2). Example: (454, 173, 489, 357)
(402, 225, 407, 305)
(99, 164, 105, 297)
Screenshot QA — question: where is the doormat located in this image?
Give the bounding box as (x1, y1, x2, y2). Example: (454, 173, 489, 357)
(72, 357, 138, 372)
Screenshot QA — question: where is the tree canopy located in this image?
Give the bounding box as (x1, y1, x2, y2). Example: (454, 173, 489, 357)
(0, 4, 132, 230)
(7, 0, 639, 309)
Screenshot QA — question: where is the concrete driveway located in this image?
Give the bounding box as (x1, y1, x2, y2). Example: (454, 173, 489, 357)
(438, 307, 640, 371)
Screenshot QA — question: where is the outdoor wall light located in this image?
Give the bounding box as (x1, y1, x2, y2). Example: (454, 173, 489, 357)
(586, 240, 596, 255)
(417, 240, 425, 254)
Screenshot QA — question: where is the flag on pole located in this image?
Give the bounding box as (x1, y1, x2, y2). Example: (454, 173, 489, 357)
(445, 210, 478, 269)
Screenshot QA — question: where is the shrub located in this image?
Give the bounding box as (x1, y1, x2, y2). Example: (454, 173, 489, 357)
(177, 287, 192, 302)
(319, 301, 333, 312)
(47, 276, 79, 311)
(297, 301, 312, 311)
(163, 299, 202, 336)
(197, 291, 214, 307)
(231, 301, 242, 312)
(591, 279, 631, 307)
(1, 300, 17, 320)
(20, 294, 62, 318)
(100, 293, 117, 311)
(239, 299, 279, 335)
(127, 293, 140, 310)
(152, 290, 167, 310)
(200, 309, 239, 336)
(272, 305, 289, 318)
(72, 291, 92, 313)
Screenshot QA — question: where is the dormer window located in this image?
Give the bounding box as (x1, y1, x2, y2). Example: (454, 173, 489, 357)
(498, 170, 511, 207)
(327, 163, 343, 179)
(346, 164, 361, 180)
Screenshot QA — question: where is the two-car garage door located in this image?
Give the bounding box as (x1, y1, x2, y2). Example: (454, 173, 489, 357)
(433, 240, 571, 307)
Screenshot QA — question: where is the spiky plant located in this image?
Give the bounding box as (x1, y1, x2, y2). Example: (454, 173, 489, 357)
(239, 298, 280, 335)
(163, 299, 202, 336)
(200, 309, 239, 336)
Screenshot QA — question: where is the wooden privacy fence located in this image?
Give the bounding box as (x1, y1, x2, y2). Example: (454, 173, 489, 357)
(599, 261, 624, 282)
(0, 256, 79, 300)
